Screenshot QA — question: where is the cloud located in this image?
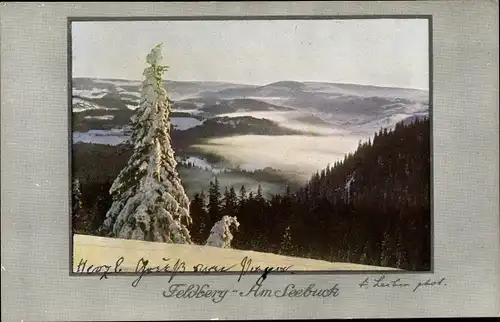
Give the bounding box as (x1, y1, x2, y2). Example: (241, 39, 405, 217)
(217, 111, 346, 136)
(192, 134, 363, 181)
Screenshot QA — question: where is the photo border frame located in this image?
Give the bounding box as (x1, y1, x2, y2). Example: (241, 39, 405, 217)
(67, 14, 434, 277)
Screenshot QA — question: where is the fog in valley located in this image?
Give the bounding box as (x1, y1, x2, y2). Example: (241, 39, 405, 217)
(193, 133, 363, 181)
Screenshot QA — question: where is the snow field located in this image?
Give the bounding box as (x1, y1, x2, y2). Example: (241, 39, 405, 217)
(73, 234, 400, 273)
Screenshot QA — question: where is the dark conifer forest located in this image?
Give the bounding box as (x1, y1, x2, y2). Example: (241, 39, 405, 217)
(73, 117, 431, 271)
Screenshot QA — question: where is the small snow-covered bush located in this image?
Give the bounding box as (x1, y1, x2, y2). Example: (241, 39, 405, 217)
(205, 216, 240, 249)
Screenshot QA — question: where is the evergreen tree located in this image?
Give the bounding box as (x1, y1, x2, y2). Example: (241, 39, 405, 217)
(359, 242, 369, 265)
(222, 186, 238, 216)
(208, 178, 222, 225)
(98, 44, 192, 243)
(278, 225, 292, 255)
(72, 177, 87, 234)
(256, 184, 264, 201)
(189, 191, 209, 244)
(379, 231, 391, 267)
(222, 187, 230, 207)
(205, 216, 240, 248)
(238, 185, 247, 209)
(395, 226, 408, 268)
(229, 186, 237, 203)
(72, 178, 83, 214)
(284, 185, 292, 198)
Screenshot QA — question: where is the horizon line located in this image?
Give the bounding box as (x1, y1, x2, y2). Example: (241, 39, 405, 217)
(71, 76, 429, 92)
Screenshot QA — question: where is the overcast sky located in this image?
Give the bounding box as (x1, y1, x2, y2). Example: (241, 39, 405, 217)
(72, 19, 429, 89)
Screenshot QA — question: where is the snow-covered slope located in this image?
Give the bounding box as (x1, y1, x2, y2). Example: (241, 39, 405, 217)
(73, 234, 399, 272)
(73, 97, 119, 112)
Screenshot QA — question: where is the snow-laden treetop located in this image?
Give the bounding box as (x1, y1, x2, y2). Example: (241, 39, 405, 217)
(146, 43, 164, 65)
(206, 216, 240, 249)
(144, 43, 170, 90)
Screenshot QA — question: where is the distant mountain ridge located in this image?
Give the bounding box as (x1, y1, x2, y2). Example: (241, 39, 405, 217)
(71, 77, 430, 147)
(72, 77, 428, 92)
(72, 77, 429, 111)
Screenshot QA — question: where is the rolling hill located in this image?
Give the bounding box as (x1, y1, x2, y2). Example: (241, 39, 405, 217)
(71, 77, 429, 139)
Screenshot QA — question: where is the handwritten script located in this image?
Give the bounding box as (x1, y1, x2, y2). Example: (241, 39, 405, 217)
(358, 275, 447, 292)
(75, 256, 293, 287)
(75, 258, 448, 303)
(162, 280, 340, 303)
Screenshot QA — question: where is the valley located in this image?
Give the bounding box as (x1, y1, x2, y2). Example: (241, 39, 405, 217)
(71, 77, 429, 196)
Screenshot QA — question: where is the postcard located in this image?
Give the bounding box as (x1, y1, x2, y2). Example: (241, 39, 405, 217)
(1, 1, 498, 321)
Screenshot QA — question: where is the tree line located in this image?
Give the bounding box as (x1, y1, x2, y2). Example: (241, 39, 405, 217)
(188, 117, 431, 270)
(73, 117, 431, 270)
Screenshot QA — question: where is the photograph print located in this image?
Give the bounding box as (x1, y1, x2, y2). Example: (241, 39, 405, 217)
(70, 17, 431, 274)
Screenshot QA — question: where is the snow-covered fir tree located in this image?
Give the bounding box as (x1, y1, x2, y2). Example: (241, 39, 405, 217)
(205, 215, 240, 248)
(379, 231, 391, 267)
(278, 225, 292, 255)
(72, 177, 87, 234)
(99, 43, 193, 243)
(72, 178, 83, 214)
(344, 171, 356, 203)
